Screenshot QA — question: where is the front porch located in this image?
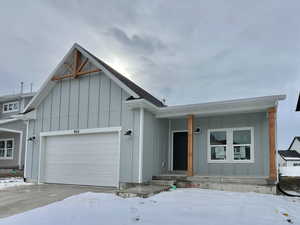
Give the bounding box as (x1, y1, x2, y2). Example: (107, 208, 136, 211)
(153, 106, 278, 189)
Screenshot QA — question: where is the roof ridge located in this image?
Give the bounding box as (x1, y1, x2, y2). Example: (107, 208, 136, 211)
(76, 44, 165, 107)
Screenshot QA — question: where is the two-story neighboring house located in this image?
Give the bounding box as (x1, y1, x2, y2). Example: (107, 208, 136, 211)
(0, 92, 35, 170)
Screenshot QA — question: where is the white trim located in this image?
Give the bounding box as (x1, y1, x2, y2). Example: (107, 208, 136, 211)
(207, 127, 254, 164)
(138, 107, 144, 183)
(0, 118, 19, 125)
(40, 127, 121, 137)
(37, 126, 122, 186)
(0, 138, 14, 160)
(170, 130, 188, 171)
(2, 101, 19, 113)
(24, 121, 29, 177)
(18, 132, 23, 169)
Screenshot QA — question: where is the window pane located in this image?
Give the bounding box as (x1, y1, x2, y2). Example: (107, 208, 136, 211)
(0, 149, 4, 157)
(3, 105, 8, 111)
(8, 104, 13, 110)
(0, 141, 4, 148)
(6, 149, 12, 158)
(211, 146, 226, 160)
(13, 103, 18, 110)
(234, 146, 251, 160)
(6, 140, 13, 148)
(210, 131, 226, 145)
(233, 130, 251, 144)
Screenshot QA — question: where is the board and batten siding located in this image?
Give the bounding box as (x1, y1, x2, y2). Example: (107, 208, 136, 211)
(25, 66, 141, 183)
(170, 112, 269, 177)
(142, 110, 169, 181)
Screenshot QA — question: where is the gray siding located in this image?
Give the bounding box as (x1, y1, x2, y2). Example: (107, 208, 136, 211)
(0, 120, 27, 169)
(142, 110, 169, 181)
(0, 101, 21, 119)
(170, 112, 269, 177)
(25, 66, 141, 183)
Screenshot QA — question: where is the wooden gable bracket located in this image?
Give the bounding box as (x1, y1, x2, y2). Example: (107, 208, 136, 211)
(51, 49, 101, 81)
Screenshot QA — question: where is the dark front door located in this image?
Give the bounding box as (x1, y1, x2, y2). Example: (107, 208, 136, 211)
(173, 132, 188, 171)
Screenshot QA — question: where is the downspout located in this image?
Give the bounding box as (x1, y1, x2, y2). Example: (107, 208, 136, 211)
(23, 120, 29, 180)
(138, 107, 144, 183)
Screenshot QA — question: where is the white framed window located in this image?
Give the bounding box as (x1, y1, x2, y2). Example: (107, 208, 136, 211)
(208, 127, 254, 163)
(0, 139, 14, 160)
(3, 101, 19, 113)
(293, 163, 300, 166)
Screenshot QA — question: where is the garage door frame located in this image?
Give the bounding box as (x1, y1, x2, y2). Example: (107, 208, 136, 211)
(37, 126, 122, 187)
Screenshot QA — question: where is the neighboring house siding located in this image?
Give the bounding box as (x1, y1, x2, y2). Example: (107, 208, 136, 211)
(0, 100, 21, 119)
(142, 110, 169, 181)
(170, 112, 269, 177)
(0, 120, 26, 169)
(25, 70, 141, 183)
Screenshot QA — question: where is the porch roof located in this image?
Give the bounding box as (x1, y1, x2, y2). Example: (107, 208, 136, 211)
(126, 94, 286, 118)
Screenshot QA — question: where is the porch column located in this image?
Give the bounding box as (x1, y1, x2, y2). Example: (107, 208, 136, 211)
(268, 107, 277, 181)
(187, 115, 194, 176)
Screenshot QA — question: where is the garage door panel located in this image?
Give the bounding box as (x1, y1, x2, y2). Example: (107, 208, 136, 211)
(43, 132, 120, 187)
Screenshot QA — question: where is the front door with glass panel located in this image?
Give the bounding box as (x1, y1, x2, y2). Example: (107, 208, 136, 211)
(173, 132, 188, 171)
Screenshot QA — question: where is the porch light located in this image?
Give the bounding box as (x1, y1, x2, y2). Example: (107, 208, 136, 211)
(28, 136, 36, 141)
(194, 128, 200, 133)
(124, 130, 133, 136)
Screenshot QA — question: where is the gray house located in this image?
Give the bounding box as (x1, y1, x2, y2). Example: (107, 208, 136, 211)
(23, 44, 285, 192)
(0, 92, 35, 170)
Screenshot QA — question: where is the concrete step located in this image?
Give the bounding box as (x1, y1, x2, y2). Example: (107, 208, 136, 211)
(152, 175, 187, 181)
(150, 179, 176, 186)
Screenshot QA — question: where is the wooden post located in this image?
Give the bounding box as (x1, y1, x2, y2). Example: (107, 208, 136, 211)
(268, 107, 277, 181)
(187, 115, 194, 176)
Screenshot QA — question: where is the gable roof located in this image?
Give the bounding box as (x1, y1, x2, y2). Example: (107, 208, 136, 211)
(78, 45, 165, 107)
(288, 136, 300, 150)
(278, 150, 300, 159)
(24, 43, 165, 113)
(296, 93, 300, 111)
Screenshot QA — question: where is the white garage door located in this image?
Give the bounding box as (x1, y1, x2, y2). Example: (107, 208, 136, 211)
(42, 132, 120, 187)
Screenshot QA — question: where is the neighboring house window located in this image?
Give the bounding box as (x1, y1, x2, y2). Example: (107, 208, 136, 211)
(3, 101, 19, 113)
(208, 127, 254, 163)
(0, 139, 14, 160)
(293, 163, 300, 166)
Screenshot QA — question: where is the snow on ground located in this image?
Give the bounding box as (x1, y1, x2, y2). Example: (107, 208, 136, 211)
(0, 177, 31, 189)
(280, 167, 300, 177)
(0, 189, 300, 225)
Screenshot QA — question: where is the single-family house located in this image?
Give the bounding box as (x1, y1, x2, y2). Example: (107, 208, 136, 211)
(22, 43, 286, 193)
(0, 92, 35, 170)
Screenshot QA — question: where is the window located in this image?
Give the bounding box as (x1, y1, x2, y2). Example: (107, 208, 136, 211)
(0, 139, 14, 160)
(293, 163, 300, 166)
(209, 131, 227, 161)
(3, 101, 19, 113)
(208, 127, 254, 163)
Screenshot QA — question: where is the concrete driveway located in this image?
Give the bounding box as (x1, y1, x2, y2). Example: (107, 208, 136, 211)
(0, 184, 116, 218)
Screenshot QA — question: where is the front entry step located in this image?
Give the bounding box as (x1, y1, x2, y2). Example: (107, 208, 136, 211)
(149, 179, 176, 186)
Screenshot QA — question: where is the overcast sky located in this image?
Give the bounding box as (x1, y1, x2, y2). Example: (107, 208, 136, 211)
(0, 0, 299, 148)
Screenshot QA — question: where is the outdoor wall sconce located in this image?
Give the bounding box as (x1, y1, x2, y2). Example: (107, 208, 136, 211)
(194, 128, 200, 133)
(27, 136, 36, 141)
(124, 130, 133, 136)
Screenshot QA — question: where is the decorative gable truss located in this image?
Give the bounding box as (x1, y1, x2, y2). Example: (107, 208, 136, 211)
(51, 49, 101, 81)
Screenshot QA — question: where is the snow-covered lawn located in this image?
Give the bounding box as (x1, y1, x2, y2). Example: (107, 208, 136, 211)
(0, 189, 299, 225)
(0, 177, 31, 190)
